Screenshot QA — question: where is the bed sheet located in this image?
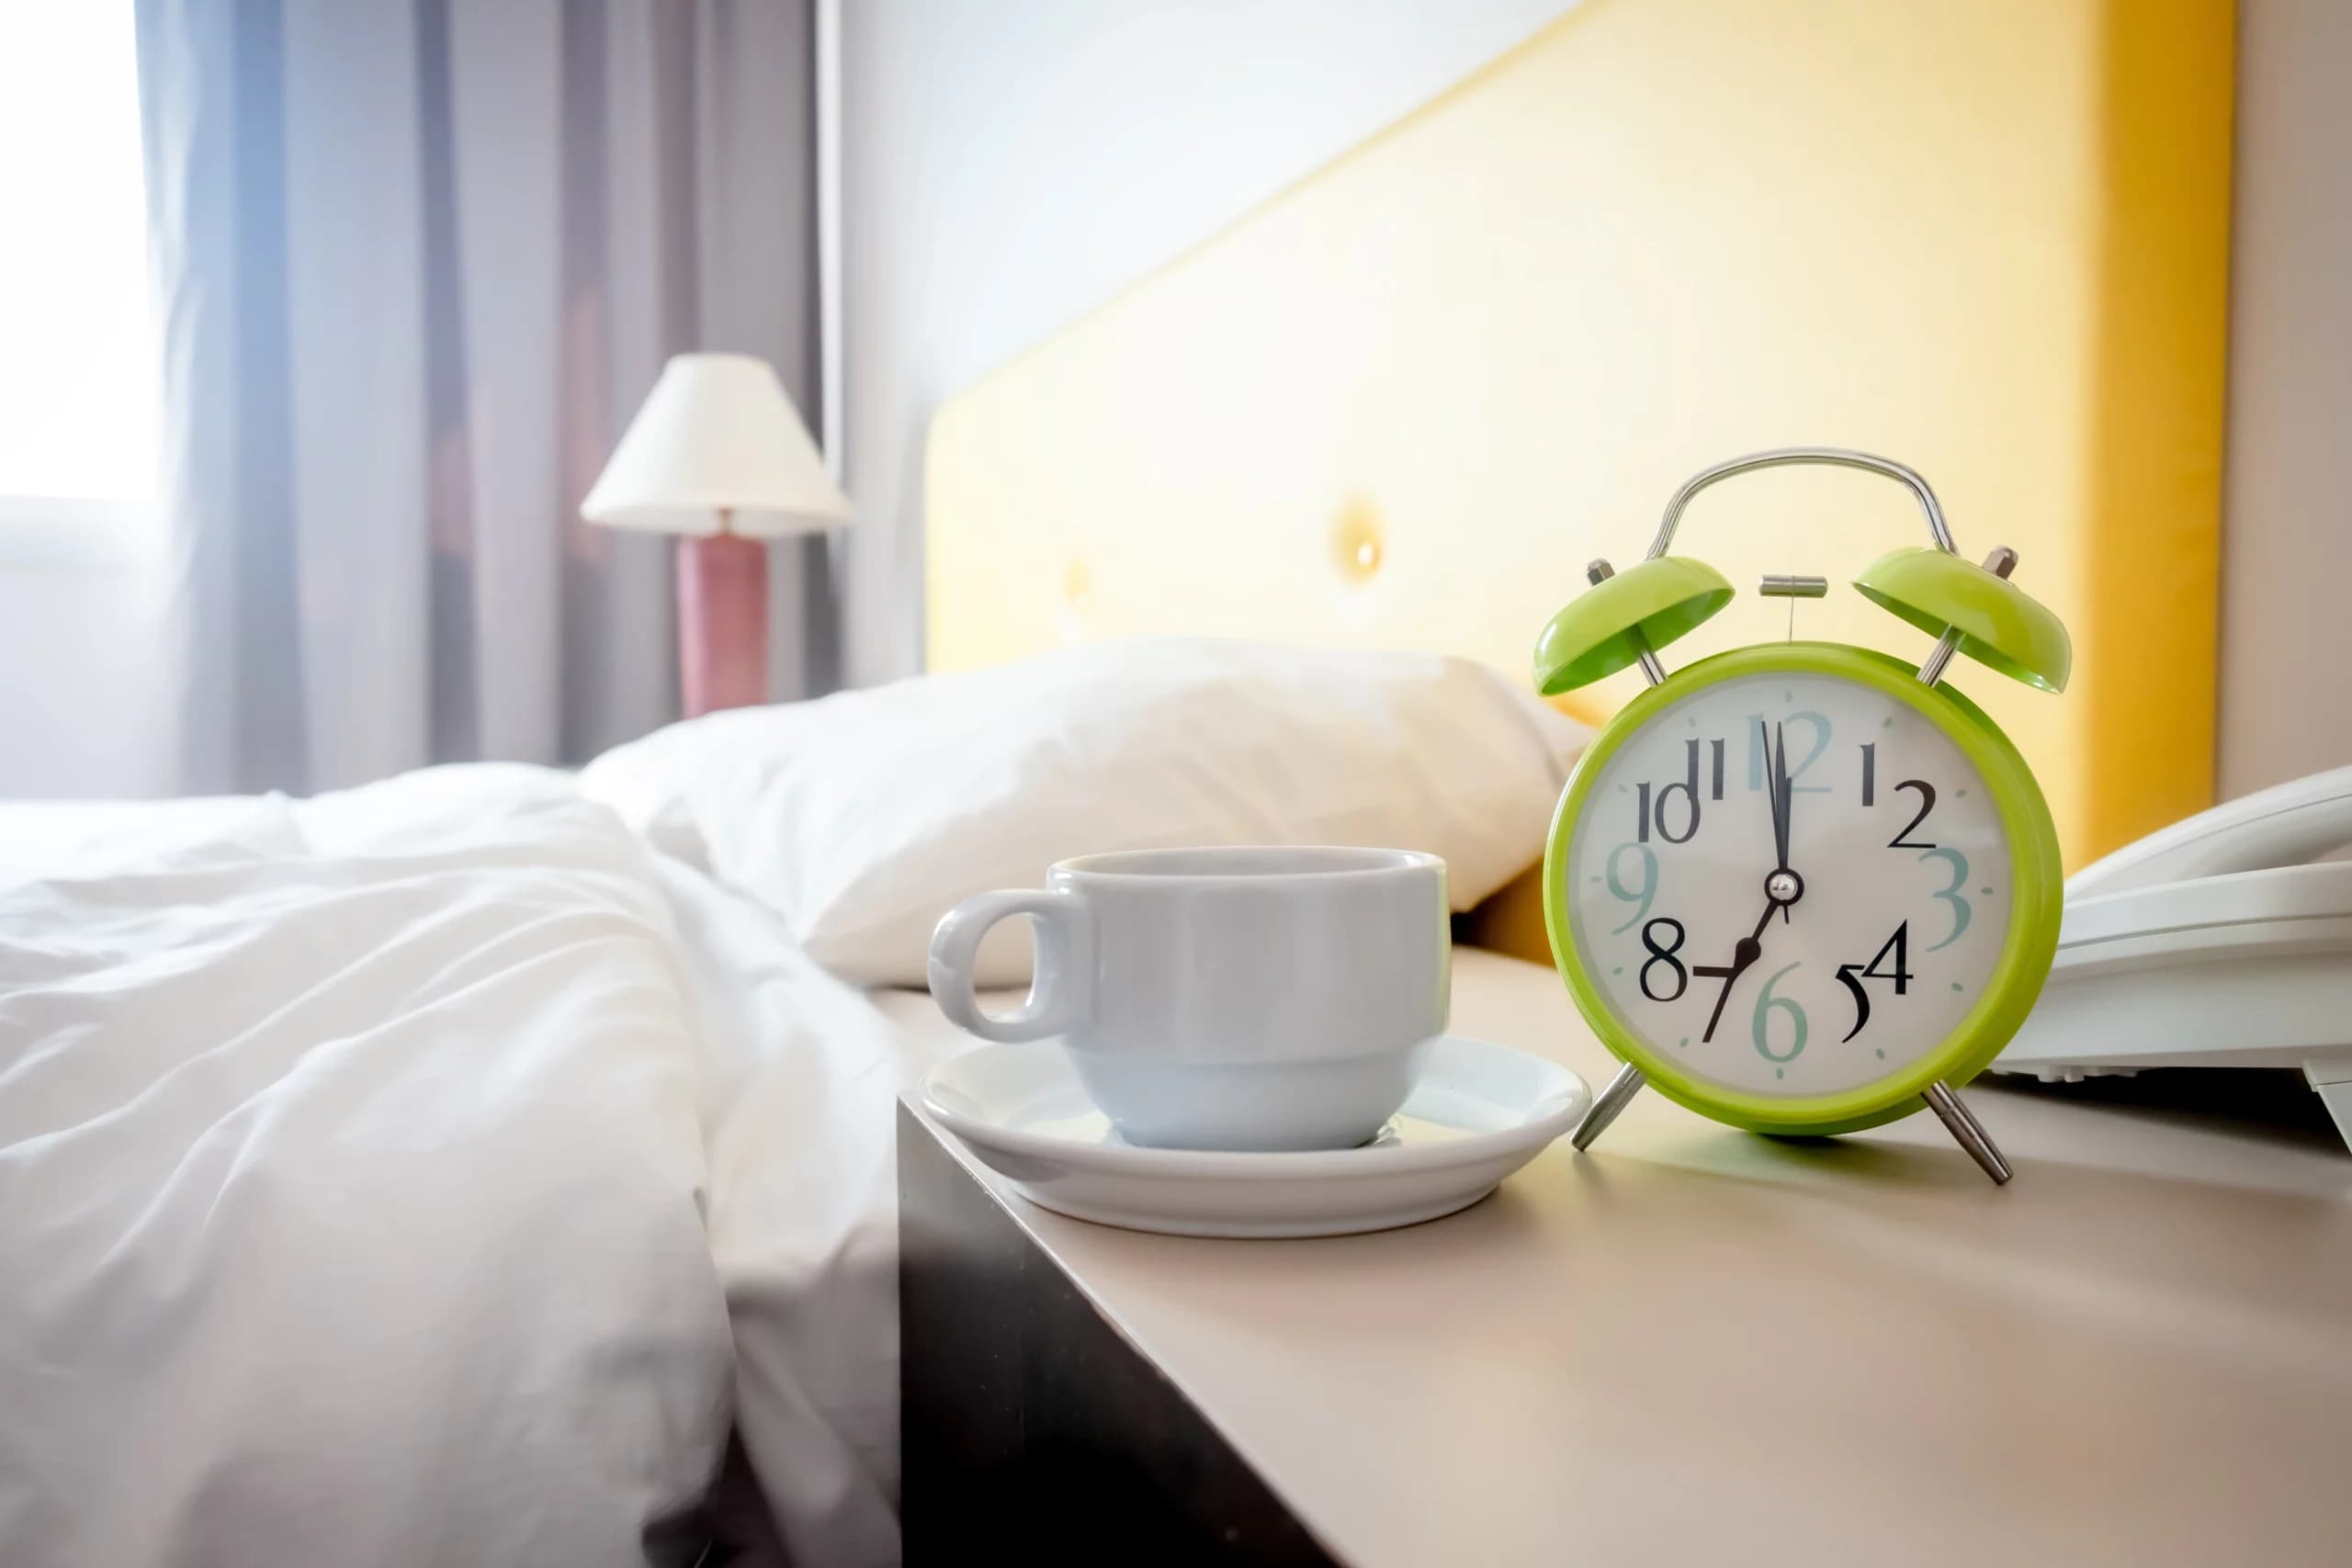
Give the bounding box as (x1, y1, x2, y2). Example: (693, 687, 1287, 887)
(0, 765, 948, 1568)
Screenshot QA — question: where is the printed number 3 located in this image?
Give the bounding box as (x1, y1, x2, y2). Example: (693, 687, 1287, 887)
(1918, 848, 1971, 952)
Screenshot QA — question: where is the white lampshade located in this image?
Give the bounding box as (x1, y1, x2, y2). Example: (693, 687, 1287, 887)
(582, 352, 853, 537)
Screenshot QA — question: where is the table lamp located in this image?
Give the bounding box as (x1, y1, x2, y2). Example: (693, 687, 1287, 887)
(583, 352, 854, 716)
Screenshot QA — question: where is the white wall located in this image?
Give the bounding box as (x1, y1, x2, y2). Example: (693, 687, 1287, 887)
(834, 0, 1577, 689)
(2217, 0, 2352, 799)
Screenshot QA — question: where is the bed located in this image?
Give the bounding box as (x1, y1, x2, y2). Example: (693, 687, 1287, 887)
(0, 768, 925, 1565)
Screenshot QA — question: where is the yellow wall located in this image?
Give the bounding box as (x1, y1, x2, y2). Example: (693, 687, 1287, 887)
(928, 0, 2233, 870)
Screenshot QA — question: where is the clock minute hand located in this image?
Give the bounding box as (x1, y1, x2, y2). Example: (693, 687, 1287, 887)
(1768, 718, 1792, 879)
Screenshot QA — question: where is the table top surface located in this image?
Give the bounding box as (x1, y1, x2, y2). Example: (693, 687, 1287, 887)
(880, 950, 2352, 1568)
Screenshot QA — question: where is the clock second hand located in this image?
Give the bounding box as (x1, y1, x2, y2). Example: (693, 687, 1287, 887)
(1695, 720, 1803, 1044)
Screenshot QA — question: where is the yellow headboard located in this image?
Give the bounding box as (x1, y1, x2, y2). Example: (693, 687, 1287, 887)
(927, 0, 2232, 918)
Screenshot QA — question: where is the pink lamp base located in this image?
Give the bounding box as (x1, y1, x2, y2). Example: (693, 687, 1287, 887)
(677, 533, 768, 717)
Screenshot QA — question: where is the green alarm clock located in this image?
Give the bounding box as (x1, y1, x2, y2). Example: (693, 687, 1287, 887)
(1535, 448, 2070, 1184)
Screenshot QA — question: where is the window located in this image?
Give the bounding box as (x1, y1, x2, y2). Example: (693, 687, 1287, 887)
(0, 1, 157, 556)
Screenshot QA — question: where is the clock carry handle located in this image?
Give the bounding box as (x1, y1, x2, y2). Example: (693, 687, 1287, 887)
(1643, 446, 1958, 560)
(1642, 446, 2071, 696)
(1532, 446, 2047, 702)
(1643, 447, 1973, 689)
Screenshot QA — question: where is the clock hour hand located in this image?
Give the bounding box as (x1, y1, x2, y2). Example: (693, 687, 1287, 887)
(1693, 898, 1783, 1043)
(1693, 937, 1759, 1044)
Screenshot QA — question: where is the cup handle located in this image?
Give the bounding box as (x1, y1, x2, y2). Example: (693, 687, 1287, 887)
(927, 888, 1093, 1043)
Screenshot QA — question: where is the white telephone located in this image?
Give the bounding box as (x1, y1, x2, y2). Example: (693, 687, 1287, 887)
(1994, 765, 2352, 1151)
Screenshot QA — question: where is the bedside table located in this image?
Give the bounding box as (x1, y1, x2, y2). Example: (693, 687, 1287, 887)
(885, 952, 2352, 1568)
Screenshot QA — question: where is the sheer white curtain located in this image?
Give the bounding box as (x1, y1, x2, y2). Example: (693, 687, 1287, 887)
(135, 0, 829, 795)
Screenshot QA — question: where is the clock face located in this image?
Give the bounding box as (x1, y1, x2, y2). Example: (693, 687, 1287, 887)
(1565, 669, 2012, 1100)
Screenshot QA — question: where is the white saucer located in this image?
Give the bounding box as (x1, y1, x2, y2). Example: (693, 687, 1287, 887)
(918, 1035, 1590, 1238)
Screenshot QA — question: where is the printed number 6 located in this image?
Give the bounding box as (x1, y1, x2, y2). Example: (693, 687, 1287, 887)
(1752, 962, 1807, 1063)
(1918, 848, 1971, 952)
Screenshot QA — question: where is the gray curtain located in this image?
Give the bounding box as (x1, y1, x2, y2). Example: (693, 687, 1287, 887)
(135, 0, 827, 795)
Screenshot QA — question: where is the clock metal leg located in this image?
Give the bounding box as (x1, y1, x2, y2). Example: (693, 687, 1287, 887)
(1923, 1080, 2013, 1185)
(1571, 1063, 1646, 1152)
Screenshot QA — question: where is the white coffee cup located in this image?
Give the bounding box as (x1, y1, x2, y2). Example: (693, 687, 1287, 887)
(928, 846, 1451, 1151)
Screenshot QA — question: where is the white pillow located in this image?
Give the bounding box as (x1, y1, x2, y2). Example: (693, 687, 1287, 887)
(579, 638, 1589, 986)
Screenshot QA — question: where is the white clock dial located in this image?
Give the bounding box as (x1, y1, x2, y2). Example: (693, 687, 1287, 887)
(1566, 671, 2011, 1098)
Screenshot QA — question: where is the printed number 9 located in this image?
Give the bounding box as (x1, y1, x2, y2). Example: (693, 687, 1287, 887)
(1752, 963, 1807, 1063)
(1605, 842, 1657, 934)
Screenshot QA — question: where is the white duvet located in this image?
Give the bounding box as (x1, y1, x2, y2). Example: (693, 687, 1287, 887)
(0, 766, 929, 1567)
